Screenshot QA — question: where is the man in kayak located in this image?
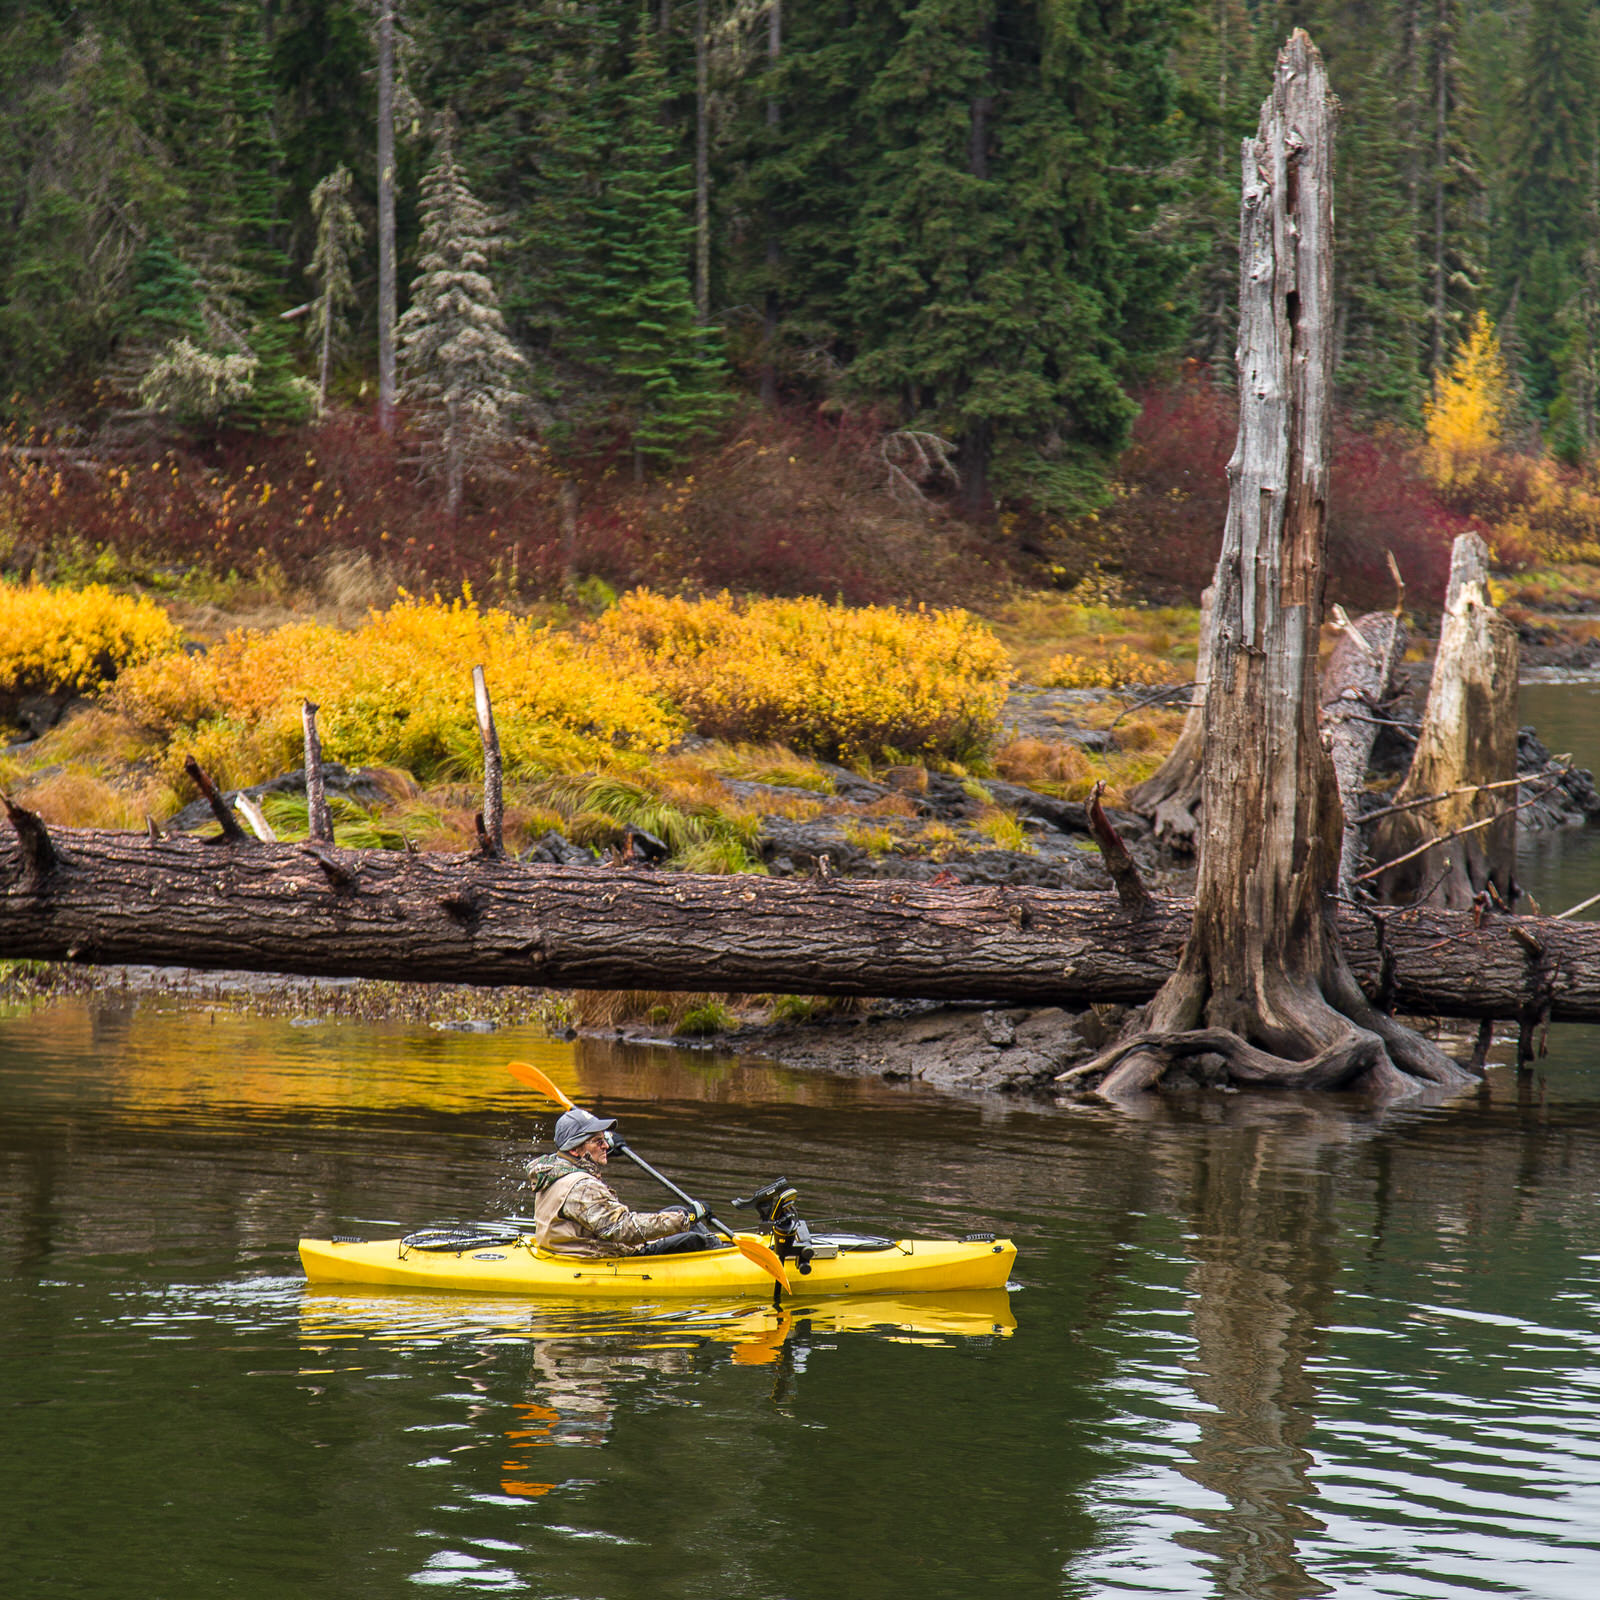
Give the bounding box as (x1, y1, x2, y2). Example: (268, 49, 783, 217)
(528, 1108, 716, 1258)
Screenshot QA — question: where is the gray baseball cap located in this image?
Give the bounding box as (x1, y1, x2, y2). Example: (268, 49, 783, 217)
(553, 1108, 617, 1151)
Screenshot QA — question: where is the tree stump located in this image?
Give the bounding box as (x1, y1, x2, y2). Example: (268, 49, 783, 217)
(1368, 533, 1518, 909)
(1321, 601, 1407, 897)
(1074, 32, 1473, 1102)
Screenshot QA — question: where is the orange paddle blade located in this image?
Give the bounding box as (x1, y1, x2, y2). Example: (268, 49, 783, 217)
(736, 1237, 792, 1294)
(506, 1060, 575, 1110)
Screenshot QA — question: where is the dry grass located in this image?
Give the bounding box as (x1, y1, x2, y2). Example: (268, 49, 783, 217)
(564, 990, 746, 1030)
(992, 738, 1097, 789)
(990, 591, 1201, 685)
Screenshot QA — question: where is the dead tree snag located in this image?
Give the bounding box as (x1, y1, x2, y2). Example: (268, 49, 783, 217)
(1072, 33, 1473, 1102)
(1321, 595, 1407, 896)
(1368, 533, 1518, 909)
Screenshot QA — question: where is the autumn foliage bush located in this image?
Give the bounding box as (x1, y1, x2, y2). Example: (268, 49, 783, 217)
(110, 588, 1012, 791)
(0, 579, 180, 703)
(113, 592, 683, 790)
(1095, 372, 1474, 609)
(585, 589, 1011, 762)
(0, 406, 996, 608)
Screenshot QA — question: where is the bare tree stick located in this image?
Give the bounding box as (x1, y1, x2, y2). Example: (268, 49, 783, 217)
(1360, 772, 1534, 824)
(235, 795, 278, 844)
(302, 701, 333, 843)
(182, 756, 248, 841)
(472, 665, 504, 858)
(1087, 780, 1154, 918)
(1556, 887, 1600, 921)
(1352, 781, 1559, 884)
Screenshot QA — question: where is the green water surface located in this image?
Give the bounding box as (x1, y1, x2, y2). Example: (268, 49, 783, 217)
(7, 684, 1600, 1600)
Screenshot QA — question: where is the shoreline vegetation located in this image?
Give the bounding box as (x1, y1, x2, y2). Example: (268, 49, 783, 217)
(10, 362, 1600, 1093)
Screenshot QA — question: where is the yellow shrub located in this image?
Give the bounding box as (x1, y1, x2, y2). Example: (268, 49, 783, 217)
(0, 580, 180, 698)
(587, 590, 1010, 761)
(1039, 646, 1183, 689)
(114, 592, 683, 787)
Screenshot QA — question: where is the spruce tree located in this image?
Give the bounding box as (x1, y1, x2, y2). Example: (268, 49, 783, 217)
(778, 0, 1193, 514)
(553, 17, 728, 471)
(397, 114, 527, 517)
(1492, 0, 1600, 415)
(308, 165, 364, 410)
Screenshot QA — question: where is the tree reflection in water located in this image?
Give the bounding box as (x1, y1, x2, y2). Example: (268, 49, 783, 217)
(1153, 1101, 1354, 1600)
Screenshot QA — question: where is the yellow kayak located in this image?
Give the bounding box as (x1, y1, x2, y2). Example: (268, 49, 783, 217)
(298, 1230, 1016, 1298)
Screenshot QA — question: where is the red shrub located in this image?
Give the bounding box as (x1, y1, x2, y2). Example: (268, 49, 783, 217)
(1097, 372, 1486, 611)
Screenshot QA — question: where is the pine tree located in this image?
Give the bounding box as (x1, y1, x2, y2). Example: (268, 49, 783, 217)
(769, 0, 1194, 515)
(0, 23, 179, 392)
(1420, 0, 1485, 381)
(397, 115, 527, 517)
(554, 17, 729, 471)
(1491, 0, 1600, 416)
(308, 165, 364, 410)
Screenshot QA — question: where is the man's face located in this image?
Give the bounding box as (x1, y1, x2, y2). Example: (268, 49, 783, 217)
(575, 1133, 609, 1165)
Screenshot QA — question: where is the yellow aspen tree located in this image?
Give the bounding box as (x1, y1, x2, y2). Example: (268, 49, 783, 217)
(1424, 310, 1511, 482)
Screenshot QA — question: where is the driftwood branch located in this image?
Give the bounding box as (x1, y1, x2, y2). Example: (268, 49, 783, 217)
(182, 756, 248, 841)
(1351, 779, 1560, 885)
(234, 795, 277, 844)
(302, 701, 334, 843)
(1086, 780, 1154, 918)
(3, 795, 58, 885)
(473, 665, 504, 859)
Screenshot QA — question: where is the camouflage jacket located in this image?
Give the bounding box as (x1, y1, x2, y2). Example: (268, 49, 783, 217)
(527, 1152, 689, 1258)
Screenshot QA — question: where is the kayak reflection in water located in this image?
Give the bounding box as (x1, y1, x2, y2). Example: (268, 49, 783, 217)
(527, 1108, 718, 1259)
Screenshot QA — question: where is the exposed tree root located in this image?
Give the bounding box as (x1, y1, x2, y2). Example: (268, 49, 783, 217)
(1058, 942, 1479, 1104)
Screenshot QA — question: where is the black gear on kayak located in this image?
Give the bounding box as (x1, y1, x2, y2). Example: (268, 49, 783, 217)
(552, 1108, 617, 1150)
(400, 1222, 524, 1254)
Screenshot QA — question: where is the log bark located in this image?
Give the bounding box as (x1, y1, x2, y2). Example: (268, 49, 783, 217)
(3, 824, 1598, 1024)
(1368, 533, 1519, 909)
(1321, 605, 1407, 896)
(1080, 33, 1472, 1101)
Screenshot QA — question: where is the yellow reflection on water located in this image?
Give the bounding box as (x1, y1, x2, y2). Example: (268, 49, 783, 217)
(2, 996, 582, 1116)
(298, 1283, 1016, 1351)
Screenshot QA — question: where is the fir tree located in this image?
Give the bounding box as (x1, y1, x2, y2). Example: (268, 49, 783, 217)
(773, 0, 1193, 514)
(1492, 0, 1600, 415)
(554, 17, 729, 471)
(308, 165, 364, 410)
(397, 115, 527, 517)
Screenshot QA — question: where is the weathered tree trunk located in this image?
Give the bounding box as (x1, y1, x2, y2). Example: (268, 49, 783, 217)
(376, 0, 398, 436)
(2, 824, 1596, 1025)
(1077, 33, 1472, 1102)
(1129, 585, 1213, 847)
(1369, 533, 1518, 909)
(694, 0, 710, 325)
(759, 0, 782, 407)
(1321, 602, 1408, 896)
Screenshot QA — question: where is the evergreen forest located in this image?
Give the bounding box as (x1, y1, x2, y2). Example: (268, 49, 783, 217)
(3, 0, 1599, 578)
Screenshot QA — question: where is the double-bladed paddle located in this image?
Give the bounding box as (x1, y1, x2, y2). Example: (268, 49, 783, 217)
(506, 1059, 792, 1294)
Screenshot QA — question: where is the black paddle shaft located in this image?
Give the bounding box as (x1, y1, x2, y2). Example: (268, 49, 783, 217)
(610, 1140, 736, 1239)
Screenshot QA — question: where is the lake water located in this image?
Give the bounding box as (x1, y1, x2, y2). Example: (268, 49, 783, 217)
(7, 686, 1600, 1600)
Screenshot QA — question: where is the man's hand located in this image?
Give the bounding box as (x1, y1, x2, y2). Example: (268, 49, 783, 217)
(683, 1200, 708, 1224)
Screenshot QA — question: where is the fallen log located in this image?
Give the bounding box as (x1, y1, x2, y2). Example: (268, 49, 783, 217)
(3, 822, 1599, 1023)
